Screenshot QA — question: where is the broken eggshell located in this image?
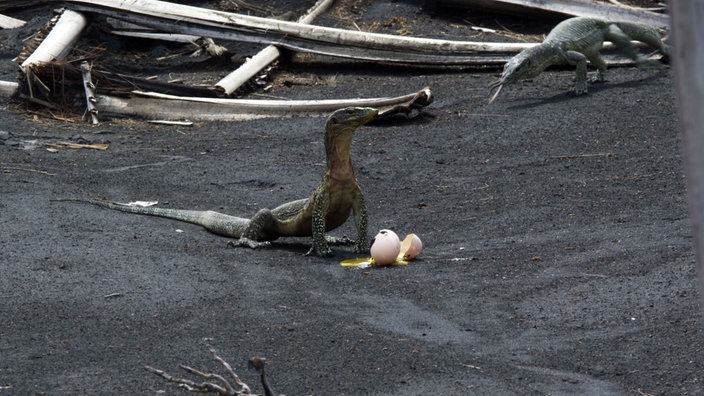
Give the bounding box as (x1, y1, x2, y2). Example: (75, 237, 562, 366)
(399, 233, 423, 260)
(370, 229, 401, 266)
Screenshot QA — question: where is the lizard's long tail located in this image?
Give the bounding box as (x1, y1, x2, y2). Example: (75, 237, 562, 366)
(54, 198, 249, 238)
(614, 22, 671, 58)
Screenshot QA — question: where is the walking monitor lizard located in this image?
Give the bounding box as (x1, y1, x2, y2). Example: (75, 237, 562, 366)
(489, 17, 670, 102)
(59, 107, 378, 257)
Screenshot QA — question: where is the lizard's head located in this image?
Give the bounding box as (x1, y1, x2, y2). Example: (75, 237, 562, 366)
(324, 107, 378, 178)
(489, 47, 542, 103)
(324, 107, 378, 155)
(326, 107, 378, 131)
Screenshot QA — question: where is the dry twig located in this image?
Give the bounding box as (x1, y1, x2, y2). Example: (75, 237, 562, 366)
(550, 152, 614, 160)
(144, 345, 279, 395)
(80, 61, 99, 124)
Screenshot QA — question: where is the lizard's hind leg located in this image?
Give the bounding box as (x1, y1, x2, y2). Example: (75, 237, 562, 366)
(606, 24, 666, 70)
(226, 208, 278, 249)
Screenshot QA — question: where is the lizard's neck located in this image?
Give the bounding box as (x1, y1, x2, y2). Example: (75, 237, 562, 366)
(324, 128, 355, 181)
(523, 43, 563, 76)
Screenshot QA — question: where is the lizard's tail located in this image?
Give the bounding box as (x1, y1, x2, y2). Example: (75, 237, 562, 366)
(614, 22, 671, 58)
(53, 198, 249, 238)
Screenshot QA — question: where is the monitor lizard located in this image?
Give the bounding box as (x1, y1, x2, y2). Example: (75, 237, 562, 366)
(489, 16, 670, 102)
(58, 107, 378, 257)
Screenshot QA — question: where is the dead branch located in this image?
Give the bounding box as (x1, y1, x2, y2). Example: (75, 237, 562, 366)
(550, 152, 614, 160)
(2, 167, 56, 176)
(57, 0, 532, 65)
(0, 81, 18, 98)
(437, 0, 668, 29)
(0, 12, 25, 29)
(607, 0, 665, 12)
(96, 87, 433, 121)
(20, 9, 87, 72)
(144, 345, 279, 395)
(214, 0, 334, 96)
(11, 56, 433, 120)
(80, 61, 99, 124)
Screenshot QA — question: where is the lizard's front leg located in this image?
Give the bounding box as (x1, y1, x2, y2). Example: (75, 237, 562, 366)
(352, 191, 369, 253)
(585, 52, 608, 84)
(563, 50, 590, 95)
(226, 208, 276, 249)
(306, 189, 332, 257)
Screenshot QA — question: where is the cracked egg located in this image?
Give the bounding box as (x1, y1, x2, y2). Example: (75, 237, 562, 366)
(370, 229, 400, 266)
(399, 233, 423, 260)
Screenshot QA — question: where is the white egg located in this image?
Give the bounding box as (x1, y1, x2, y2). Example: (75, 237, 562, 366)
(370, 229, 401, 266)
(399, 233, 423, 260)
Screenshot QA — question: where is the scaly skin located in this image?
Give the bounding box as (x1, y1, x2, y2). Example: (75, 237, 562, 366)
(489, 17, 670, 101)
(62, 107, 378, 257)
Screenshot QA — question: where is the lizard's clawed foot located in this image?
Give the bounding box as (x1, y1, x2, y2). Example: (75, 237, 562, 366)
(587, 71, 606, 84)
(227, 237, 271, 249)
(572, 85, 589, 95)
(305, 244, 332, 257)
(354, 241, 370, 254)
(636, 57, 667, 70)
(325, 235, 355, 246)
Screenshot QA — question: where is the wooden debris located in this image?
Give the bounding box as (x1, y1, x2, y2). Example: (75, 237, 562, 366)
(46, 141, 110, 150)
(0, 13, 25, 29)
(0, 0, 671, 123)
(2, 167, 56, 176)
(19, 9, 88, 71)
(61, 0, 531, 65)
(96, 87, 433, 121)
(214, 0, 333, 96)
(80, 61, 99, 124)
(0, 81, 18, 98)
(144, 345, 273, 396)
(147, 120, 194, 126)
(437, 0, 668, 29)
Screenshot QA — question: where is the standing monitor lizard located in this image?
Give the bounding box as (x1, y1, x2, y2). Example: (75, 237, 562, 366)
(60, 107, 378, 257)
(489, 16, 670, 102)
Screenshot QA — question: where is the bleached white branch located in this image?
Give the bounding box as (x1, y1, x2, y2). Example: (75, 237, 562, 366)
(60, 0, 531, 65)
(144, 346, 275, 395)
(212, 0, 334, 95)
(0, 12, 25, 29)
(97, 87, 432, 121)
(80, 61, 99, 124)
(437, 0, 668, 29)
(0, 80, 19, 98)
(20, 9, 88, 72)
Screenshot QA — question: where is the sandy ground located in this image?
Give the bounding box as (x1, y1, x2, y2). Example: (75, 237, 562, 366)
(1, 1, 703, 395)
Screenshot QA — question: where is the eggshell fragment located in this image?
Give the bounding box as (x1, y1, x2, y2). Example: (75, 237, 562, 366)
(399, 233, 423, 260)
(370, 229, 401, 266)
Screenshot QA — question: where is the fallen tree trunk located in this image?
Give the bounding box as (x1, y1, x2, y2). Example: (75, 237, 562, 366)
(47, 0, 532, 65)
(436, 0, 668, 29)
(97, 87, 433, 121)
(0, 80, 19, 98)
(214, 0, 333, 96)
(20, 9, 87, 71)
(4, 0, 667, 67)
(0, 12, 25, 28)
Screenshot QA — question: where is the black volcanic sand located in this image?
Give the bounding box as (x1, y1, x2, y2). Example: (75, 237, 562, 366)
(1, 1, 702, 395)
